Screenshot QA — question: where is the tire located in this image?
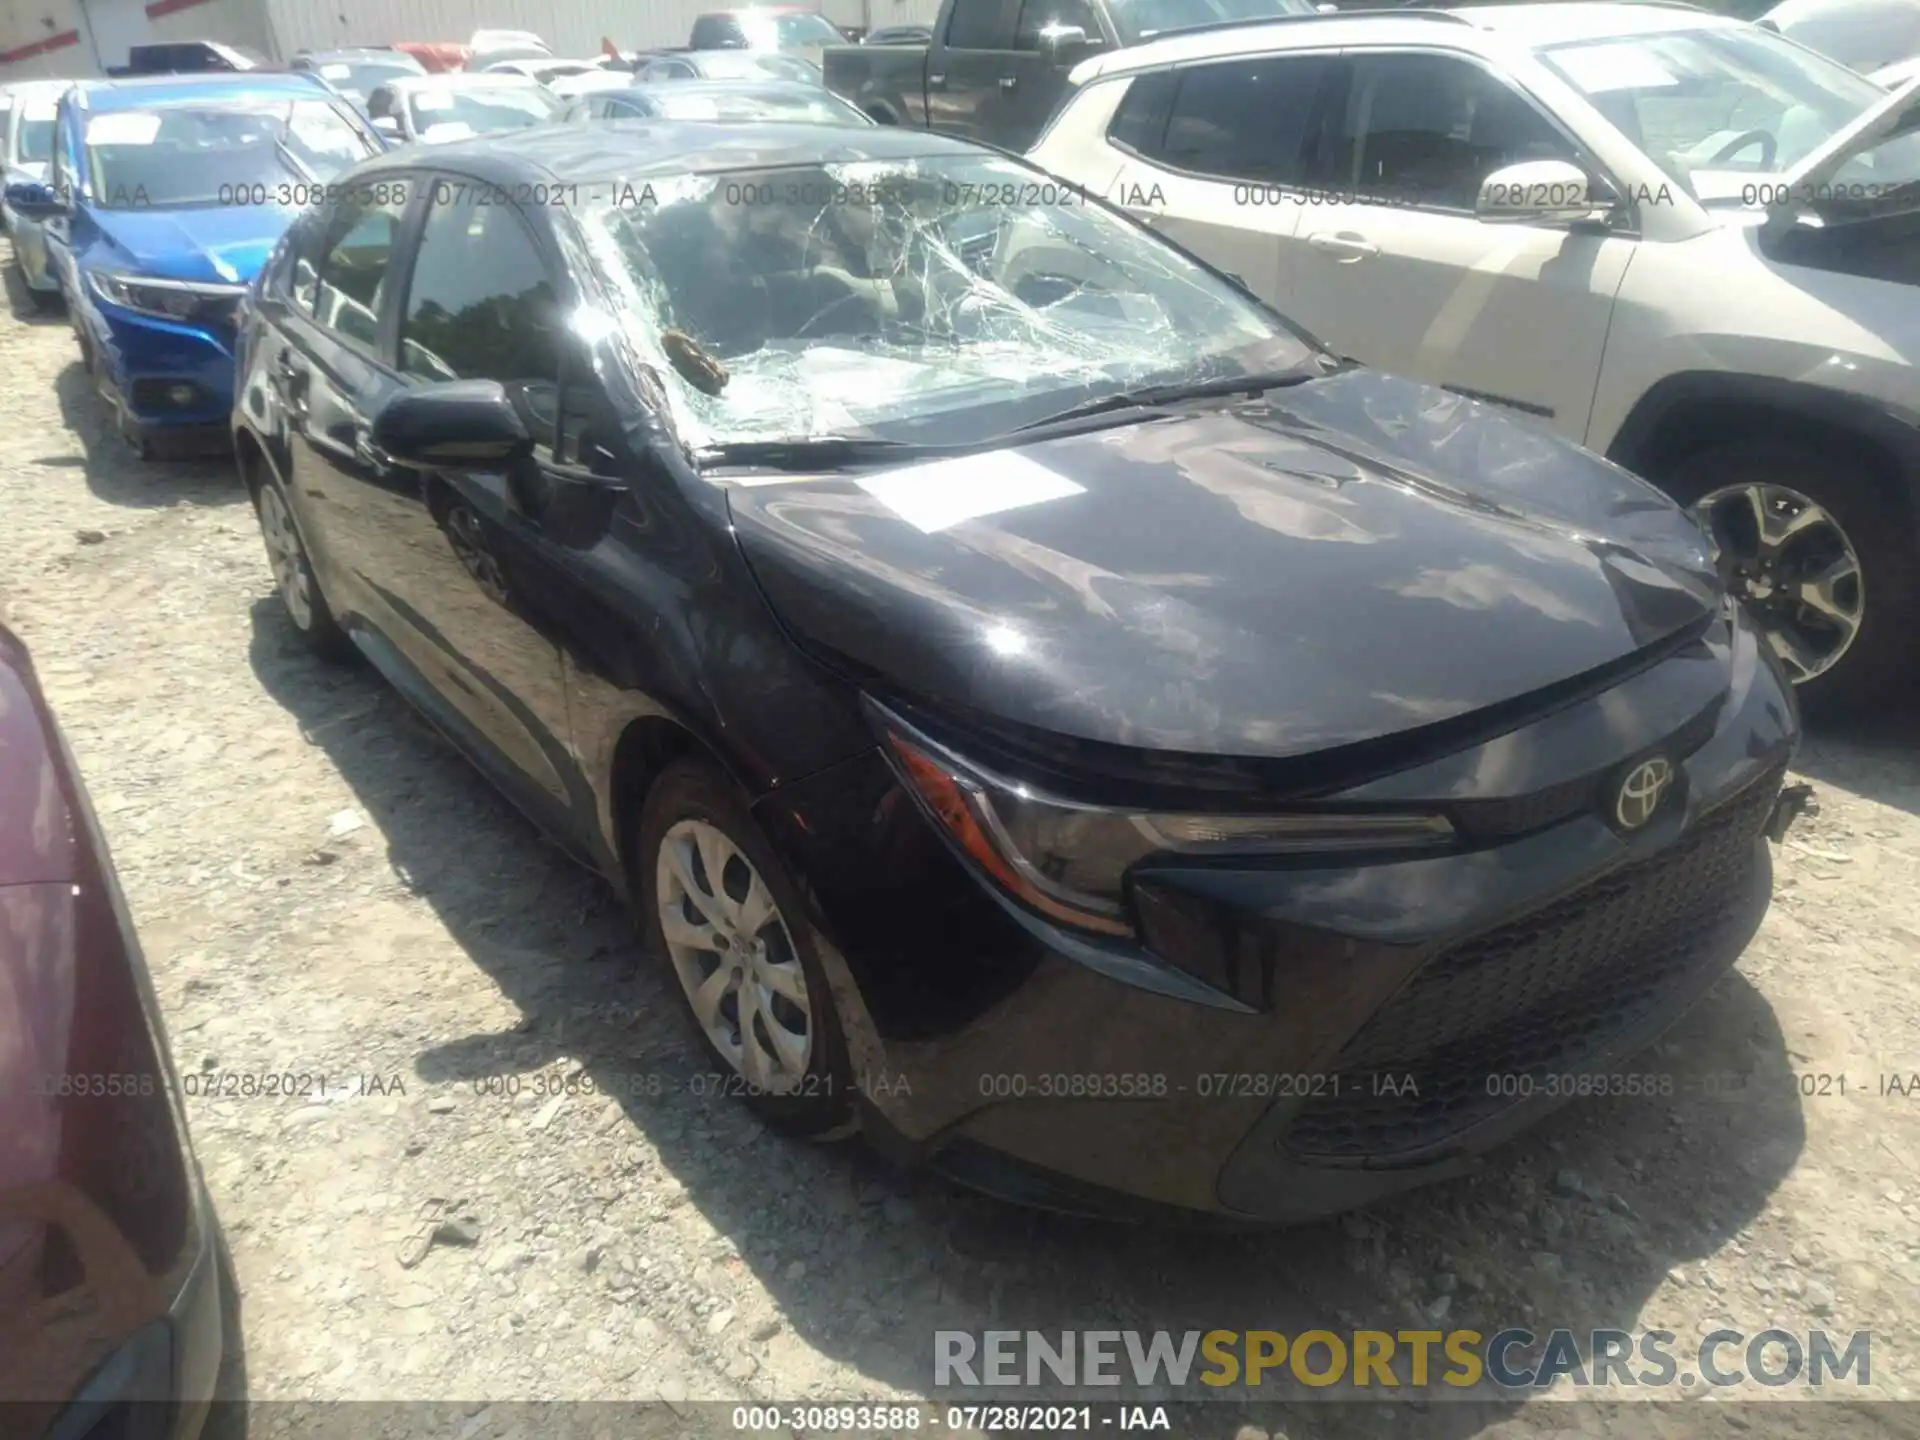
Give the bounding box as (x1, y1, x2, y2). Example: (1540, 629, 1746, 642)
(634, 757, 858, 1139)
(1662, 438, 1920, 717)
(27, 282, 61, 312)
(253, 472, 350, 661)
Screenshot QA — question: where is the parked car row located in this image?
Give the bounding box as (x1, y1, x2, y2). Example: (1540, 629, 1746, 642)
(2, 11, 1818, 1246)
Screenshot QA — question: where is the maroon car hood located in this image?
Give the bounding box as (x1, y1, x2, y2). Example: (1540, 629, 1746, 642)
(0, 627, 76, 887)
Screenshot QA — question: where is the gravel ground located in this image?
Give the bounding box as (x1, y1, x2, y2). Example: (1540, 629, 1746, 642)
(6, 256, 1920, 1440)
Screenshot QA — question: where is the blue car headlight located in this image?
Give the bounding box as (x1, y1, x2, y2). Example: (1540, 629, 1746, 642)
(87, 269, 247, 322)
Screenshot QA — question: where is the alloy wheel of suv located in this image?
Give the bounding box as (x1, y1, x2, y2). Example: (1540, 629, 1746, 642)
(1668, 438, 1918, 715)
(1688, 482, 1864, 684)
(634, 758, 856, 1138)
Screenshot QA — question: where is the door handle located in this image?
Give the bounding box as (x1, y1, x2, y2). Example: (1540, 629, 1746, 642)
(998, 75, 1017, 90)
(927, 72, 946, 87)
(272, 350, 310, 416)
(1307, 231, 1378, 262)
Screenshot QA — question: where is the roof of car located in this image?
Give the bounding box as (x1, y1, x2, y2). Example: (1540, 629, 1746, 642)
(380, 71, 545, 91)
(0, 79, 76, 100)
(67, 72, 335, 110)
(366, 118, 974, 182)
(299, 47, 417, 60)
(628, 78, 844, 98)
(1073, 0, 1740, 79)
(1452, 2, 1744, 42)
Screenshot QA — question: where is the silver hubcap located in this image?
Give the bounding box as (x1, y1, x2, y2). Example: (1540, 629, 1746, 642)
(258, 484, 314, 630)
(656, 819, 813, 1092)
(1690, 483, 1864, 684)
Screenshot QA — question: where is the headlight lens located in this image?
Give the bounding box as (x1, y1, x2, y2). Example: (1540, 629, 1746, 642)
(875, 707, 1454, 938)
(88, 269, 245, 321)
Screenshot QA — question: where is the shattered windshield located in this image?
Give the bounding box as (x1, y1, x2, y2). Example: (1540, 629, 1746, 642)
(575, 155, 1313, 451)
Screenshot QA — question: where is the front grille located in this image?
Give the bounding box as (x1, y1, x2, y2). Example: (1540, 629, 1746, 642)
(1284, 763, 1784, 1162)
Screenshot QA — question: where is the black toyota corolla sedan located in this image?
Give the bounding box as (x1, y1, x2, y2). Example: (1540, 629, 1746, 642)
(231, 122, 1802, 1222)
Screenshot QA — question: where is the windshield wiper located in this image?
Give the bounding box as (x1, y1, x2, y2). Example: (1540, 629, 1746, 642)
(1009, 367, 1326, 435)
(695, 436, 933, 473)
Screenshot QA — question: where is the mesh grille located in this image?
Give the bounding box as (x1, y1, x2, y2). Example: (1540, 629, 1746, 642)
(1284, 763, 1784, 1162)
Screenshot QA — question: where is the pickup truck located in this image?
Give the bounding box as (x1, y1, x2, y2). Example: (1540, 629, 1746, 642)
(823, 0, 1315, 150)
(105, 40, 268, 76)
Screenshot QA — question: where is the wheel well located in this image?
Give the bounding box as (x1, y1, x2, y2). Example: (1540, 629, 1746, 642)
(1623, 397, 1905, 504)
(864, 104, 897, 124)
(609, 717, 719, 882)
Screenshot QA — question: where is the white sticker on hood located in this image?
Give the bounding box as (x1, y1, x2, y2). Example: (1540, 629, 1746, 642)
(857, 452, 1085, 534)
(413, 89, 452, 112)
(86, 112, 161, 146)
(420, 120, 476, 142)
(321, 62, 352, 79)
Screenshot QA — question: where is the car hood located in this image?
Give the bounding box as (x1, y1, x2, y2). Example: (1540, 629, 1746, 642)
(725, 369, 1723, 759)
(87, 202, 295, 284)
(4, 160, 49, 185)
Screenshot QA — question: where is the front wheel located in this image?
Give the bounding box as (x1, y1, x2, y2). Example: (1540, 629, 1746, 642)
(1665, 439, 1919, 716)
(254, 473, 350, 660)
(634, 758, 857, 1139)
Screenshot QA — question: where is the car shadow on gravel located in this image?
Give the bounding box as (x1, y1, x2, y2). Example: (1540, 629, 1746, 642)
(1792, 708, 1920, 822)
(243, 597, 1810, 1438)
(56, 359, 242, 510)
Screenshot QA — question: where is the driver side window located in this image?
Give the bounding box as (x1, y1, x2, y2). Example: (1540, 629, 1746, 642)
(1335, 53, 1577, 212)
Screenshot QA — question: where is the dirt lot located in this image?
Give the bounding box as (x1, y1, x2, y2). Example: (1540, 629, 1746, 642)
(5, 259, 1920, 1440)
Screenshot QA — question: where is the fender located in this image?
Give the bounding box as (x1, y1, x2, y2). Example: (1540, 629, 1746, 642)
(1605, 370, 1920, 544)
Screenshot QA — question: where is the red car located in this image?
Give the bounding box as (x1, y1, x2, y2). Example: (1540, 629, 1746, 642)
(392, 40, 472, 72)
(0, 624, 232, 1436)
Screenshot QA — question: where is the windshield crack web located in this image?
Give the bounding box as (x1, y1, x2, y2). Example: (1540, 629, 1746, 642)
(575, 157, 1292, 454)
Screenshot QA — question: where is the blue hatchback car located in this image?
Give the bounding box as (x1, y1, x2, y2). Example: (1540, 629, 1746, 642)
(3, 73, 381, 456)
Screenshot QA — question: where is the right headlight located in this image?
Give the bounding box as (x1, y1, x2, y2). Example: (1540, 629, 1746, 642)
(872, 703, 1455, 938)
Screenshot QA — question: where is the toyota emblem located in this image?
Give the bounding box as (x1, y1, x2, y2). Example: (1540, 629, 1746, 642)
(1615, 757, 1674, 830)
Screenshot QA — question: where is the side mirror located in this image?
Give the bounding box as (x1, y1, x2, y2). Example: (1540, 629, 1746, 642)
(1039, 23, 1102, 68)
(1476, 159, 1616, 227)
(371, 380, 532, 470)
(5, 178, 66, 219)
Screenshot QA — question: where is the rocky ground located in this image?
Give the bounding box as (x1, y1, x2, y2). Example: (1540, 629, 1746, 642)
(5, 257, 1920, 1440)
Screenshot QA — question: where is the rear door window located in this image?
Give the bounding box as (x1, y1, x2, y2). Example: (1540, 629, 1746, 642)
(1148, 54, 1340, 185)
(945, 0, 1020, 49)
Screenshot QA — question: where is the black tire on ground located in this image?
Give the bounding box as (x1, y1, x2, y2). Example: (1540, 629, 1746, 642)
(1661, 437, 1920, 717)
(27, 282, 61, 312)
(633, 757, 859, 1139)
(253, 471, 352, 661)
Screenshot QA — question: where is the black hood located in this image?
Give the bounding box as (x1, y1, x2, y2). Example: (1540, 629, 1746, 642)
(725, 369, 1722, 760)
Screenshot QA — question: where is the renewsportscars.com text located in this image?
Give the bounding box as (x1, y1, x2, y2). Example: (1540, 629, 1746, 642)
(933, 1328, 1872, 1392)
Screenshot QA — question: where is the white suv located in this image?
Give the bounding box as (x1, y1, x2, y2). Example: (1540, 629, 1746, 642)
(1032, 1, 1920, 713)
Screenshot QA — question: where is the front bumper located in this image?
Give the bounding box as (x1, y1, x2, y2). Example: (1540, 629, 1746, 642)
(42, 1174, 225, 1440)
(762, 605, 1799, 1221)
(79, 284, 238, 440)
